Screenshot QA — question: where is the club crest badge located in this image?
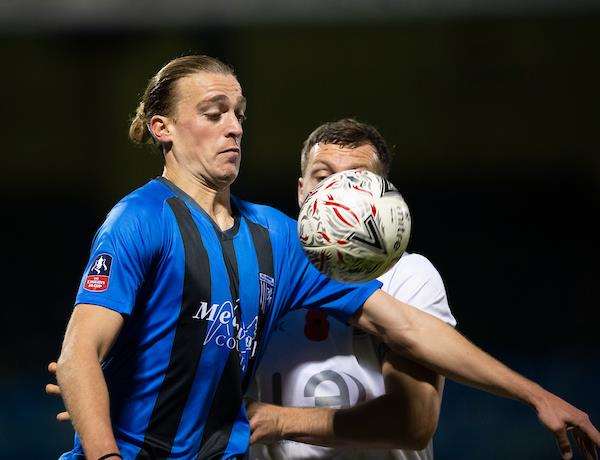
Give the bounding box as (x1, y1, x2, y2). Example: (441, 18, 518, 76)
(84, 254, 112, 292)
(258, 273, 274, 314)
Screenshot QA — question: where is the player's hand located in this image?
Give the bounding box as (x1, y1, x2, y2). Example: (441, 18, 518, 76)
(246, 399, 285, 444)
(534, 389, 599, 459)
(45, 361, 71, 422)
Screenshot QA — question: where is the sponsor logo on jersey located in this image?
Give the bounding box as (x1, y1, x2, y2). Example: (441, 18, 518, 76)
(303, 370, 367, 408)
(84, 254, 112, 292)
(192, 298, 258, 371)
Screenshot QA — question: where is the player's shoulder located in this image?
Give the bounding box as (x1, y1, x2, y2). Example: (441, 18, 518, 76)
(383, 252, 444, 286)
(396, 252, 441, 276)
(103, 178, 174, 231)
(118, 178, 173, 210)
(381, 252, 456, 325)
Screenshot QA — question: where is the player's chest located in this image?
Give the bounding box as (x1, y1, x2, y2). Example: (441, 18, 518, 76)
(165, 208, 276, 370)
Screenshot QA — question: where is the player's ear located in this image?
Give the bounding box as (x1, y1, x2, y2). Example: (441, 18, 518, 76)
(297, 177, 305, 208)
(148, 115, 173, 145)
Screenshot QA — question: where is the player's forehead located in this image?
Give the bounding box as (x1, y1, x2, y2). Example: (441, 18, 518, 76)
(174, 71, 245, 109)
(306, 142, 381, 173)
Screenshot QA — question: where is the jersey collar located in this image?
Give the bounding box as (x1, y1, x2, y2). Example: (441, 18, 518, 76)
(156, 176, 241, 240)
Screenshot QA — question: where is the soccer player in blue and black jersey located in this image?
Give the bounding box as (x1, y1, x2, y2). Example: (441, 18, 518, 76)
(54, 55, 599, 460)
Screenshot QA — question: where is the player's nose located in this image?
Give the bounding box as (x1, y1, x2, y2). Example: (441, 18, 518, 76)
(225, 112, 243, 139)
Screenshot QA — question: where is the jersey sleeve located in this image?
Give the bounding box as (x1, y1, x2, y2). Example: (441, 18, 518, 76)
(74, 199, 161, 315)
(279, 218, 381, 323)
(379, 254, 456, 326)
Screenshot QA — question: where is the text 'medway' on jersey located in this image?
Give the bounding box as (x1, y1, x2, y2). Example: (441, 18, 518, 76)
(60, 177, 381, 460)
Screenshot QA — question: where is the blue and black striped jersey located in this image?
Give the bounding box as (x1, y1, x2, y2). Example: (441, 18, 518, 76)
(60, 177, 381, 460)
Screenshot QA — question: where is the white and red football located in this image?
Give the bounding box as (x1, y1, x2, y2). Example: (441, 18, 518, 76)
(298, 169, 411, 282)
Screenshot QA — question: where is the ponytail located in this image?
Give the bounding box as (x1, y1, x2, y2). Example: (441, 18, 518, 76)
(128, 101, 152, 144)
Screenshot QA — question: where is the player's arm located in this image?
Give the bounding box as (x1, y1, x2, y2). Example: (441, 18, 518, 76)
(248, 351, 443, 449)
(352, 290, 600, 460)
(335, 350, 444, 450)
(56, 303, 124, 459)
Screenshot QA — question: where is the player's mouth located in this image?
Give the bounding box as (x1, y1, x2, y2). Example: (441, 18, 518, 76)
(219, 147, 240, 155)
(219, 147, 240, 164)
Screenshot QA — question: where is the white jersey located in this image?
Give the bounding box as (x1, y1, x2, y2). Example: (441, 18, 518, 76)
(250, 252, 456, 460)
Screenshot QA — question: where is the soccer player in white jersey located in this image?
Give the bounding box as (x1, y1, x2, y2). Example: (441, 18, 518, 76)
(247, 119, 597, 460)
(248, 119, 454, 460)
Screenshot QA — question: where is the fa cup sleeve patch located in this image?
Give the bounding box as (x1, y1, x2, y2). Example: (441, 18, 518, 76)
(84, 254, 113, 292)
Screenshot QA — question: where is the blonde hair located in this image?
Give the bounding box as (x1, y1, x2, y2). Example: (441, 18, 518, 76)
(128, 55, 234, 145)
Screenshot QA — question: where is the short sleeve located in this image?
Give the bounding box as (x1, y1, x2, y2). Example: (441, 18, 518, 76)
(74, 199, 161, 315)
(279, 219, 381, 323)
(378, 254, 456, 327)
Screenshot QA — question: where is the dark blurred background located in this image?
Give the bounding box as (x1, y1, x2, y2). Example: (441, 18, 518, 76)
(1, 1, 599, 458)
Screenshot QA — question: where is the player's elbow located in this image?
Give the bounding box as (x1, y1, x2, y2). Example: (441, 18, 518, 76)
(404, 423, 436, 450)
(371, 405, 437, 450)
(55, 354, 72, 387)
(379, 424, 434, 451)
(56, 347, 79, 374)
(385, 405, 439, 450)
(56, 337, 98, 383)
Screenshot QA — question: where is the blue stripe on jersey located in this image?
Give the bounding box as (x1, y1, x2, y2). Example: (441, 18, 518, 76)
(223, 404, 251, 459)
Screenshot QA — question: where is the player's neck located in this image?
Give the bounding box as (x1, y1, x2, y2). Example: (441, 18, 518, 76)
(162, 166, 234, 231)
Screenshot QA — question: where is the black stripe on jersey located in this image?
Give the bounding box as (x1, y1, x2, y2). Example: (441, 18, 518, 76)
(198, 236, 242, 459)
(137, 197, 211, 459)
(272, 372, 282, 406)
(242, 220, 274, 393)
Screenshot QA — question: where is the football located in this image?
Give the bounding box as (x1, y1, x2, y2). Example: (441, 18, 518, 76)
(298, 169, 411, 282)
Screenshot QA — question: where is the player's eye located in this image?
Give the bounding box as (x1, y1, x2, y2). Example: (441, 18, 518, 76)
(315, 174, 330, 183)
(236, 112, 246, 123)
(205, 112, 222, 121)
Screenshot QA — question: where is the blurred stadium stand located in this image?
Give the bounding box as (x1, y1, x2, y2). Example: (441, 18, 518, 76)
(2, 0, 600, 31)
